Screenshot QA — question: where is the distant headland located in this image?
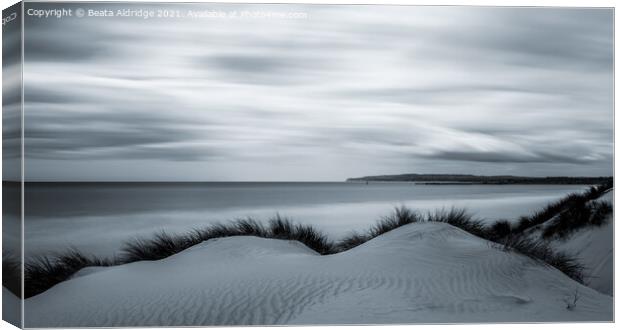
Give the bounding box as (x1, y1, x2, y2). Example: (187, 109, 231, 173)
(345, 174, 613, 185)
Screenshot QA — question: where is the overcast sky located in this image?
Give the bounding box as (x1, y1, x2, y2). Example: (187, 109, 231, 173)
(21, 4, 613, 181)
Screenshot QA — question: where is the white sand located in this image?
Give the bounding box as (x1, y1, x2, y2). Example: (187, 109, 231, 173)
(25, 221, 612, 327)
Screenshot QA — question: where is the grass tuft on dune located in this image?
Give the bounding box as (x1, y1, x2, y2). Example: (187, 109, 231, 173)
(2, 253, 21, 297)
(498, 235, 584, 283)
(23, 249, 115, 298)
(122, 215, 336, 265)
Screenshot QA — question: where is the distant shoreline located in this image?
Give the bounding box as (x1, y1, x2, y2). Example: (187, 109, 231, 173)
(346, 181, 596, 185)
(346, 174, 612, 185)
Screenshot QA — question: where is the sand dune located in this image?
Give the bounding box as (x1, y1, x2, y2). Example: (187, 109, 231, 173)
(24, 221, 612, 327)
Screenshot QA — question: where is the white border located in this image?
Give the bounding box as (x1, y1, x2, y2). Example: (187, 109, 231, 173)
(0, 1, 616, 330)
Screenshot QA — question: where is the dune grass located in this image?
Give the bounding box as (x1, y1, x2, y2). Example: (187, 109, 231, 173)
(336, 207, 486, 251)
(267, 216, 335, 255)
(24, 250, 116, 298)
(122, 231, 193, 263)
(336, 206, 422, 251)
(427, 208, 488, 238)
(513, 181, 612, 234)
(486, 220, 513, 241)
(122, 215, 336, 264)
(541, 200, 613, 240)
(498, 235, 584, 283)
(19, 183, 611, 298)
(3, 253, 21, 297)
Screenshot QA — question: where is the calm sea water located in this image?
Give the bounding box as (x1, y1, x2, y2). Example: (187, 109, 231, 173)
(22, 182, 588, 258)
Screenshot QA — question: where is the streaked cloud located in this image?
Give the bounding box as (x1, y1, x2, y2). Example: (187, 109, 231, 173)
(21, 4, 613, 181)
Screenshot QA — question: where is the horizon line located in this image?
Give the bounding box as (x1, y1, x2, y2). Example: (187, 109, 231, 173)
(3, 174, 613, 184)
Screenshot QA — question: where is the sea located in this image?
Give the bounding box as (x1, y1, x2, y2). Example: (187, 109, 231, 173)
(19, 182, 588, 258)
